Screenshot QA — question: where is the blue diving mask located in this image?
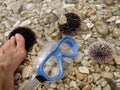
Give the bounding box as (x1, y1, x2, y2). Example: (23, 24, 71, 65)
(36, 35, 78, 81)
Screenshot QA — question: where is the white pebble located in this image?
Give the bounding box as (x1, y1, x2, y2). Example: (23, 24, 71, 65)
(13, 20, 21, 28)
(79, 66, 89, 74)
(116, 20, 120, 24)
(84, 32, 92, 40)
(86, 22, 94, 28)
(70, 81, 77, 88)
(26, 3, 35, 10)
(62, 4, 75, 9)
(114, 72, 120, 78)
(19, 20, 31, 26)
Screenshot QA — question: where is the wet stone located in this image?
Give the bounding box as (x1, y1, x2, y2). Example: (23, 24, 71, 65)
(95, 21, 109, 35)
(101, 72, 114, 79)
(47, 13, 58, 23)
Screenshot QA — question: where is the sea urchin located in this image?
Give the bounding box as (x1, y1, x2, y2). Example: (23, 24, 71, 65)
(9, 27, 36, 51)
(58, 12, 80, 35)
(88, 41, 114, 63)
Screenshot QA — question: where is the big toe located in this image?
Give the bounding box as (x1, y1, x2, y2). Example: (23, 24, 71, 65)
(15, 34, 25, 49)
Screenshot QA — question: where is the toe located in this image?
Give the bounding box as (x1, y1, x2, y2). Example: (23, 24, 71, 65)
(15, 34, 25, 49)
(10, 36, 16, 49)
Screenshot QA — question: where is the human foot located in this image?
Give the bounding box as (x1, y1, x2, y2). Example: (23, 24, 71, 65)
(0, 34, 26, 90)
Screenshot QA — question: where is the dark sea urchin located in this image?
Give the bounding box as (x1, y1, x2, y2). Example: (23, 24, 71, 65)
(88, 41, 114, 63)
(9, 27, 36, 51)
(58, 12, 80, 35)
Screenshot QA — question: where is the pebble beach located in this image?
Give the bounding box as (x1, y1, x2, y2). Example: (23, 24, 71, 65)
(0, 0, 120, 90)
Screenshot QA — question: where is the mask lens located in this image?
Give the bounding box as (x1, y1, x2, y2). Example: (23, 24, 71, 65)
(58, 40, 74, 55)
(43, 55, 59, 78)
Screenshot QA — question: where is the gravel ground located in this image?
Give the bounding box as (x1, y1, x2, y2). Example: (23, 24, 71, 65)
(0, 0, 120, 90)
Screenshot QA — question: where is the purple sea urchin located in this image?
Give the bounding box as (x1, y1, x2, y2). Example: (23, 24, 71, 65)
(88, 41, 114, 63)
(58, 12, 80, 35)
(9, 27, 36, 50)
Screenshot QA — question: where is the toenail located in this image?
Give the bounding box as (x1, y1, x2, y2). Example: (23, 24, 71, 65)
(10, 36, 15, 39)
(16, 34, 21, 39)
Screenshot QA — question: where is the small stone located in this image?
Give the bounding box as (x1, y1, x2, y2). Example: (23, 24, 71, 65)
(106, 16, 117, 22)
(82, 32, 92, 40)
(95, 21, 109, 35)
(45, 33, 52, 41)
(4, 31, 11, 37)
(115, 46, 120, 55)
(93, 85, 102, 90)
(96, 78, 107, 87)
(82, 84, 92, 90)
(22, 65, 32, 79)
(76, 73, 86, 80)
(101, 72, 114, 79)
(2, 21, 11, 28)
(92, 73, 101, 82)
(57, 83, 65, 90)
(116, 83, 120, 88)
(84, 49, 89, 55)
(14, 73, 21, 81)
(50, 83, 57, 88)
(87, 75, 93, 83)
(10, 1, 22, 13)
(80, 22, 88, 31)
(116, 20, 120, 24)
(79, 66, 89, 74)
(70, 81, 77, 88)
(51, 32, 62, 40)
(75, 52, 83, 64)
(68, 75, 76, 80)
(40, 12, 47, 19)
(114, 72, 120, 78)
(81, 60, 91, 67)
(103, 84, 111, 90)
(13, 20, 21, 28)
(113, 29, 120, 37)
(106, 78, 118, 90)
(25, 3, 35, 10)
(104, 0, 113, 6)
(86, 21, 94, 28)
(105, 66, 110, 72)
(113, 10, 120, 16)
(45, 9, 52, 14)
(114, 55, 120, 64)
(47, 24, 55, 35)
(47, 13, 58, 23)
(58, 14, 67, 25)
(19, 20, 31, 26)
(62, 4, 75, 9)
(83, 19, 94, 29)
(47, 88, 54, 90)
